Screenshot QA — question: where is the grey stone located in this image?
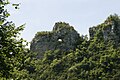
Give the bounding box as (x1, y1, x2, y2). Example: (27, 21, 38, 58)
(30, 22, 80, 58)
(89, 15, 120, 44)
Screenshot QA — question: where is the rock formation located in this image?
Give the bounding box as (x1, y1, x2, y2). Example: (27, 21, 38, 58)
(89, 14, 120, 44)
(30, 14, 120, 59)
(30, 22, 80, 58)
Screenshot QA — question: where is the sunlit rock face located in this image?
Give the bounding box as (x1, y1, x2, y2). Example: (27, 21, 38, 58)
(30, 22, 80, 58)
(89, 14, 120, 44)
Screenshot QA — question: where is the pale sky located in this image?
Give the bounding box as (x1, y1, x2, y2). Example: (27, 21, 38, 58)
(8, 0, 120, 42)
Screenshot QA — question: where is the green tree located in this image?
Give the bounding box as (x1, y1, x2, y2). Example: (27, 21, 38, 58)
(0, 0, 35, 79)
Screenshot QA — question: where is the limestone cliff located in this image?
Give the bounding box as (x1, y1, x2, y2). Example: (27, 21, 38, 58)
(30, 22, 80, 58)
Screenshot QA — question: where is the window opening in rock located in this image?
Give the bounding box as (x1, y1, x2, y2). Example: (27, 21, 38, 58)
(58, 38, 62, 42)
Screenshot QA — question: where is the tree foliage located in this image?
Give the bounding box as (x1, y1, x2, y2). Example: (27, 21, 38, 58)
(1, 0, 120, 79)
(32, 14, 120, 80)
(0, 0, 36, 79)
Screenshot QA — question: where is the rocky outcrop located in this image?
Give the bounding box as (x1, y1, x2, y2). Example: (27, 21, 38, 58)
(30, 22, 80, 58)
(89, 14, 120, 44)
(31, 14, 120, 58)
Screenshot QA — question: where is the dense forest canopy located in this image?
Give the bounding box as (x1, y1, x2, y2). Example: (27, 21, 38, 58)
(0, 0, 120, 80)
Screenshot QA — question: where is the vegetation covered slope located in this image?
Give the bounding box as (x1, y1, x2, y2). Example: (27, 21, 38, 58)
(31, 14, 120, 80)
(1, 0, 120, 79)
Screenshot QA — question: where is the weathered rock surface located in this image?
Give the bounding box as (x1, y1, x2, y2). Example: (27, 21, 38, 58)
(89, 14, 120, 44)
(30, 22, 80, 58)
(31, 15, 120, 59)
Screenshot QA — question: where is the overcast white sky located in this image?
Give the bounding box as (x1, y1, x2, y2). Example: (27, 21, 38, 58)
(8, 0, 120, 42)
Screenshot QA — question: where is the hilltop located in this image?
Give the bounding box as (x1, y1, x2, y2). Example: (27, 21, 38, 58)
(30, 14, 120, 80)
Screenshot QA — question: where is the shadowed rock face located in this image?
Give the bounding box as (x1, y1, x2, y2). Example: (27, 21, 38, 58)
(89, 14, 120, 44)
(30, 22, 80, 58)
